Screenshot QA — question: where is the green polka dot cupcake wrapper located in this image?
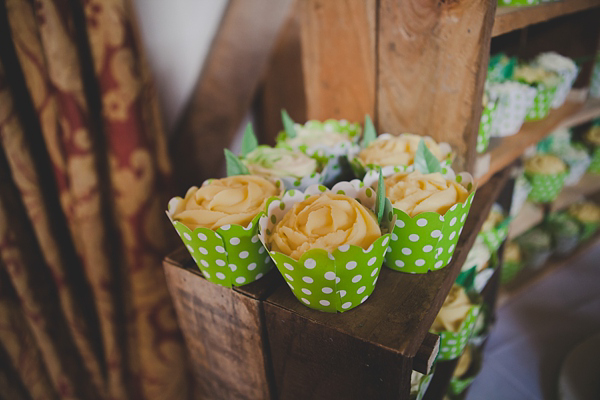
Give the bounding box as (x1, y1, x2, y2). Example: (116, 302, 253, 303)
(588, 147, 600, 174)
(309, 142, 361, 185)
(501, 260, 523, 285)
(411, 369, 435, 400)
(479, 217, 512, 253)
(498, 0, 540, 6)
(435, 305, 481, 361)
(489, 82, 537, 137)
(166, 203, 274, 288)
(258, 181, 395, 313)
(364, 168, 476, 274)
(579, 221, 599, 240)
(477, 99, 497, 154)
(279, 167, 329, 192)
(525, 85, 557, 121)
(526, 171, 567, 203)
(449, 376, 476, 397)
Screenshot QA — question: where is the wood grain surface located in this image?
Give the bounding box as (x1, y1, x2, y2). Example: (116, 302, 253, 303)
(377, 0, 497, 172)
(169, 0, 294, 191)
(299, 0, 376, 122)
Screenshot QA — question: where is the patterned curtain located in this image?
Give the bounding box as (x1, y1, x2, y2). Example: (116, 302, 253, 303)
(0, 0, 190, 399)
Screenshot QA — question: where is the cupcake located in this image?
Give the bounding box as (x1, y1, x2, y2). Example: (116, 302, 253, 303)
(259, 180, 394, 312)
(501, 241, 523, 285)
(517, 227, 553, 269)
(488, 81, 537, 137)
(431, 284, 481, 361)
(524, 154, 568, 203)
(243, 146, 326, 191)
(553, 143, 591, 186)
(277, 114, 361, 184)
(585, 125, 600, 174)
(367, 167, 476, 273)
(352, 133, 453, 178)
(479, 204, 511, 253)
(477, 93, 497, 154)
(568, 201, 600, 239)
(545, 212, 581, 255)
(167, 175, 284, 287)
(535, 52, 578, 108)
(457, 236, 491, 291)
(514, 65, 562, 121)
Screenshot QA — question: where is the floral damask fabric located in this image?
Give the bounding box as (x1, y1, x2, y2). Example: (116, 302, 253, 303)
(0, 0, 189, 399)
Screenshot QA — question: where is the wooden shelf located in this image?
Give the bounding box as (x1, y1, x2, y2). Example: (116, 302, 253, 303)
(475, 96, 600, 185)
(507, 174, 600, 239)
(493, 0, 600, 37)
(498, 232, 600, 306)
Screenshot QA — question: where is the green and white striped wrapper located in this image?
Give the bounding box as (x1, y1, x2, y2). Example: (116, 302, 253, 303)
(525, 84, 558, 121)
(525, 170, 567, 203)
(588, 147, 600, 174)
(500, 260, 523, 285)
(259, 181, 395, 313)
(435, 305, 481, 361)
(498, 0, 539, 5)
(364, 167, 476, 274)
(477, 98, 497, 153)
(167, 181, 284, 287)
(489, 82, 538, 137)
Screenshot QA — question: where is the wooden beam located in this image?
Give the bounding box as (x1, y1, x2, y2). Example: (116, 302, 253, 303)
(377, 0, 497, 172)
(298, 0, 376, 122)
(170, 0, 293, 191)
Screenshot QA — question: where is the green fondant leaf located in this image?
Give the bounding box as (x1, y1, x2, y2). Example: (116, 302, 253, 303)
(241, 123, 259, 156)
(415, 139, 442, 174)
(281, 109, 297, 138)
(224, 149, 250, 176)
(361, 114, 377, 148)
(375, 167, 385, 224)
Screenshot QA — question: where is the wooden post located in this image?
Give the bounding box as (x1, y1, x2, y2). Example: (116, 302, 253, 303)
(163, 248, 283, 400)
(377, 0, 497, 172)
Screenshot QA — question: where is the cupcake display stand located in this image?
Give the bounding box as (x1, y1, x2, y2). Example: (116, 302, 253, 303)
(164, 1, 600, 399)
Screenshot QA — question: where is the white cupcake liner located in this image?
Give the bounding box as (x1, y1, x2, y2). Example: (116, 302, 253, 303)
(489, 82, 538, 137)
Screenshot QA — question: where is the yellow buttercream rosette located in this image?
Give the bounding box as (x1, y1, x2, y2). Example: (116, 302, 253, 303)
(357, 133, 451, 168)
(171, 175, 283, 230)
(269, 193, 381, 260)
(384, 171, 470, 217)
(568, 202, 600, 224)
(525, 154, 567, 175)
(259, 181, 395, 313)
(431, 284, 481, 360)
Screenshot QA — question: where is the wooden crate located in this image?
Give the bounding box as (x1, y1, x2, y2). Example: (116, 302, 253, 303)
(262, 170, 511, 400)
(163, 248, 283, 400)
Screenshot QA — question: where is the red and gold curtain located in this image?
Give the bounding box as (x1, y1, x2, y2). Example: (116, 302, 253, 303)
(0, 0, 190, 398)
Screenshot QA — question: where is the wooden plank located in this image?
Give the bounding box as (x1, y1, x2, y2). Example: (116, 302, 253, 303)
(163, 260, 277, 400)
(493, 0, 600, 37)
(377, 0, 497, 172)
(299, 0, 376, 122)
(254, 8, 307, 145)
(475, 99, 587, 185)
(170, 0, 294, 191)
(414, 333, 440, 375)
(508, 202, 545, 240)
(264, 169, 511, 399)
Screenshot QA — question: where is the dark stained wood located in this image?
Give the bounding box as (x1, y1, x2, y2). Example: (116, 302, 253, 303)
(264, 168, 512, 399)
(254, 7, 307, 145)
(377, 0, 497, 173)
(299, 0, 376, 122)
(493, 0, 600, 37)
(414, 333, 440, 375)
(169, 0, 294, 191)
(163, 256, 283, 399)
